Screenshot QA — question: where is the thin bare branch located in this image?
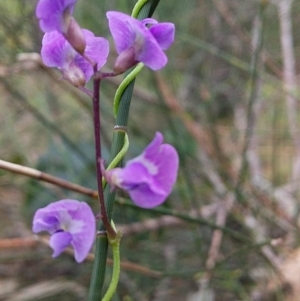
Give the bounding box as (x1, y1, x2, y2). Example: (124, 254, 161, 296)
(0, 159, 98, 199)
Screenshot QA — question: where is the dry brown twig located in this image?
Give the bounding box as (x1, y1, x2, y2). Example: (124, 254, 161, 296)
(0, 159, 98, 199)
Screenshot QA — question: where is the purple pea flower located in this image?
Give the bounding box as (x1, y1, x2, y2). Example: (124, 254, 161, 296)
(41, 29, 109, 86)
(32, 199, 96, 263)
(106, 11, 175, 72)
(105, 132, 179, 208)
(36, 0, 77, 34)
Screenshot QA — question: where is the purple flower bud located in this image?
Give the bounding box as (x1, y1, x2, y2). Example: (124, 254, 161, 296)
(105, 132, 179, 208)
(32, 199, 96, 263)
(41, 29, 109, 86)
(36, 0, 77, 34)
(106, 11, 175, 71)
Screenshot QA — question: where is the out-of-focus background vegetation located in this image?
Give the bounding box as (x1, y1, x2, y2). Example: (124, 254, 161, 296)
(1, 0, 300, 300)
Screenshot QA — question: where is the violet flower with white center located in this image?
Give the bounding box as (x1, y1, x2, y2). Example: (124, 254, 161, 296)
(105, 132, 179, 208)
(36, 0, 77, 34)
(41, 29, 109, 86)
(106, 11, 175, 72)
(32, 199, 96, 263)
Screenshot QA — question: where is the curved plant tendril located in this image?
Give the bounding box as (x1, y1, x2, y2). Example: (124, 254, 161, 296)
(102, 220, 121, 301)
(102, 231, 121, 301)
(106, 132, 129, 171)
(132, 0, 149, 18)
(113, 63, 144, 117)
(102, 132, 129, 188)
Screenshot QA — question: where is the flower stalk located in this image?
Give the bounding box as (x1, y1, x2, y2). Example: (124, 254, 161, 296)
(92, 76, 116, 239)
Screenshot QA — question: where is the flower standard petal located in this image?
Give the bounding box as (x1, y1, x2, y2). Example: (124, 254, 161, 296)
(106, 11, 137, 54)
(32, 199, 96, 263)
(36, 0, 77, 33)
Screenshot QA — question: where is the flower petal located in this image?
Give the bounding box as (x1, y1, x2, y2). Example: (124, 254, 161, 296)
(128, 184, 166, 208)
(151, 143, 179, 195)
(112, 163, 163, 193)
(74, 30, 109, 81)
(41, 31, 75, 68)
(49, 231, 72, 258)
(59, 200, 96, 263)
(71, 231, 94, 263)
(32, 212, 59, 234)
(106, 11, 136, 54)
(143, 132, 164, 161)
(36, 0, 77, 33)
(137, 31, 168, 70)
(149, 23, 175, 50)
(128, 132, 179, 205)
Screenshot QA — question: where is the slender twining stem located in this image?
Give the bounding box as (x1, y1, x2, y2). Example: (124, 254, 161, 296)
(102, 133, 129, 188)
(113, 63, 144, 117)
(102, 232, 122, 301)
(92, 77, 116, 239)
(132, 0, 149, 17)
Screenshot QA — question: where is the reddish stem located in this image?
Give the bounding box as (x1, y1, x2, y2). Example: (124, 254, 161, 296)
(92, 76, 116, 238)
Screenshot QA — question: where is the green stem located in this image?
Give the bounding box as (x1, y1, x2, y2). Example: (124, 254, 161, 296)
(132, 0, 149, 17)
(102, 232, 122, 301)
(102, 133, 129, 188)
(113, 63, 144, 117)
(87, 1, 161, 300)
